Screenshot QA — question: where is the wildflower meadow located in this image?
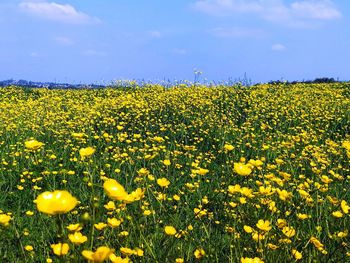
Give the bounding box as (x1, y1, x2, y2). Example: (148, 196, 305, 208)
(0, 83, 349, 262)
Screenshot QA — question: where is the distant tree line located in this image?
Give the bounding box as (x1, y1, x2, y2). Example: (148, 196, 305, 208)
(267, 77, 340, 85)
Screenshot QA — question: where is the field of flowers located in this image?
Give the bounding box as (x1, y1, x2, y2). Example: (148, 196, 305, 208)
(0, 83, 349, 262)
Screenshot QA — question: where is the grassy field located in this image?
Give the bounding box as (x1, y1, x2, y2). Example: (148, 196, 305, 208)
(0, 83, 349, 262)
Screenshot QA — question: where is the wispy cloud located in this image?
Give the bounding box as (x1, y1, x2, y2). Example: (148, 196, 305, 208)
(192, 0, 341, 26)
(54, 36, 74, 46)
(147, 30, 162, 38)
(172, 48, 188, 55)
(19, 1, 100, 24)
(193, 0, 263, 16)
(271, 43, 286, 51)
(212, 27, 265, 38)
(29, 51, 40, 57)
(290, 1, 341, 20)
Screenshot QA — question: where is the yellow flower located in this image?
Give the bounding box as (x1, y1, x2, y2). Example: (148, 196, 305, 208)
(103, 179, 128, 201)
(25, 139, 44, 150)
(337, 231, 348, 238)
(143, 209, 152, 216)
(0, 214, 12, 226)
(276, 219, 287, 228)
(243, 225, 254, 233)
(25, 210, 34, 216)
(66, 223, 82, 232)
(133, 248, 144, 257)
(104, 201, 116, 210)
(94, 222, 107, 230)
(175, 258, 184, 263)
(309, 237, 325, 251)
(51, 243, 69, 256)
(120, 247, 134, 256)
(241, 257, 264, 263)
(341, 200, 350, 214)
(194, 248, 205, 259)
(252, 232, 265, 242)
(72, 132, 85, 139)
(282, 226, 296, 238)
(68, 232, 87, 245)
(248, 159, 263, 167)
(224, 144, 234, 151)
(36, 190, 78, 215)
(296, 213, 310, 220)
(25, 245, 34, 252)
(256, 220, 272, 232)
(107, 218, 122, 228)
(332, 211, 343, 218)
(196, 168, 209, 176)
(291, 249, 302, 260)
(234, 162, 252, 176)
(163, 159, 171, 166)
(228, 184, 241, 194)
(276, 189, 292, 201)
(342, 140, 350, 150)
(157, 177, 170, 188)
(82, 246, 113, 263)
(137, 168, 149, 176)
(109, 254, 130, 263)
(124, 188, 145, 203)
(164, 226, 177, 235)
(267, 243, 279, 250)
(79, 147, 95, 158)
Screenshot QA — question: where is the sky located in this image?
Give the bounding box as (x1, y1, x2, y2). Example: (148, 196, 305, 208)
(0, 0, 349, 84)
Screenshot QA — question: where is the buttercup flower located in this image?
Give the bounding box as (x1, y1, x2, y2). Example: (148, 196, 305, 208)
(25, 245, 33, 252)
(51, 243, 69, 256)
(282, 226, 296, 238)
(194, 248, 205, 259)
(68, 232, 87, 245)
(163, 159, 171, 166)
(0, 214, 12, 226)
(82, 246, 113, 263)
(109, 254, 130, 263)
(292, 249, 302, 260)
(103, 179, 128, 201)
(234, 162, 252, 176)
(241, 257, 264, 263)
(341, 200, 350, 214)
(79, 147, 96, 158)
(157, 177, 170, 188)
(256, 220, 272, 232)
(107, 218, 122, 228)
(36, 190, 78, 215)
(224, 144, 234, 151)
(164, 225, 177, 235)
(25, 139, 44, 150)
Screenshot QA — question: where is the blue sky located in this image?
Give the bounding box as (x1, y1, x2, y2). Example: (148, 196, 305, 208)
(0, 0, 349, 83)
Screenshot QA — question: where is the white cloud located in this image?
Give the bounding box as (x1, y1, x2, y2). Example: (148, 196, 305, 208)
(271, 43, 286, 51)
(29, 52, 40, 57)
(291, 1, 341, 20)
(19, 1, 100, 24)
(172, 48, 188, 55)
(193, 0, 263, 16)
(193, 0, 341, 26)
(147, 30, 162, 38)
(212, 27, 265, 38)
(54, 36, 74, 46)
